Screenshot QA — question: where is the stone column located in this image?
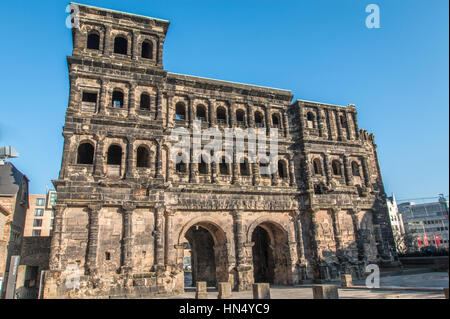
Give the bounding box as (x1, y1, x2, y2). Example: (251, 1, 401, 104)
(251, 162, 260, 186)
(247, 104, 254, 127)
(210, 99, 217, 126)
(323, 154, 331, 185)
(131, 30, 138, 60)
(121, 204, 134, 273)
(351, 112, 360, 139)
(188, 98, 194, 128)
(211, 154, 218, 183)
(93, 135, 105, 177)
(156, 89, 163, 121)
(350, 210, 366, 263)
(49, 204, 66, 271)
(164, 210, 175, 266)
(154, 207, 165, 267)
(189, 141, 198, 183)
(317, 110, 325, 138)
(327, 109, 337, 140)
(99, 79, 110, 115)
(288, 156, 296, 187)
(230, 102, 236, 127)
(103, 26, 112, 55)
(155, 141, 163, 179)
(125, 137, 135, 179)
(232, 149, 239, 185)
(85, 205, 101, 275)
(330, 209, 343, 265)
(361, 156, 370, 188)
(233, 210, 245, 266)
(343, 155, 353, 186)
(335, 111, 344, 141)
(282, 111, 289, 138)
(306, 208, 322, 281)
(128, 83, 136, 117)
(264, 106, 271, 135)
(346, 111, 355, 140)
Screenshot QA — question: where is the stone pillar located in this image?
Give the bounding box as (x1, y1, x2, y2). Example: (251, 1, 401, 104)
(156, 89, 163, 121)
(49, 205, 66, 271)
(251, 162, 260, 186)
(85, 205, 101, 275)
(341, 274, 353, 287)
(99, 79, 110, 115)
(164, 210, 175, 266)
(233, 210, 245, 266)
(288, 156, 296, 187)
(211, 154, 218, 183)
(323, 154, 331, 185)
(218, 282, 232, 299)
(103, 25, 112, 55)
(232, 149, 239, 185)
(361, 156, 371, 188)
(307, 208, 322, 281)
(253, 283, 271, 299)
(350, 210, 366, 263)
(189, 142, 198, 183)
(282, 111, 289, 137)
(343, 155, 353, 186)
(154, 207, 165, 267)
(230, 102, 236, 127)
(330, 209, 343, 265)
(93, 135, 105, 177)
(131, 30, 138, 60)
(128, 83, 136, 117)
(292, 212, 306, 265)
(351, 112, 360, 139)
(155, 141, 163, 179)
(210, 99, 217, 126)
(188, 98, 194, 128)
(317, 110, 325, 138)
(327, 110, 337, 140)
(264, 106, 271, 135)
(195, 281, 208, 299)
(125, 137, 135, 179)
(335, 111, 344, 141)
(247, 104, 254, 127)
(346, 111, 355, 140)
(121, 204, 134, 273)
(312, 285, 339, 299)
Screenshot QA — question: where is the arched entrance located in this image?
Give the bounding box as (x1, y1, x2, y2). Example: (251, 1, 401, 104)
(251, 221, 291, 285)
(180, 220, 229, 288)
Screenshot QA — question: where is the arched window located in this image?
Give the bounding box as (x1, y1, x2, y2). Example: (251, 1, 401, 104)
(236, 109, 245, 124)
(240, 159, 250, 176)
(141, 40, 153, 59)
(314, 184, 322, 195)
(351, 161, 360, 176)
(272, 113, 281, 128)
(87, 32, 100, 50)
(107, 145, 122, 165)
(332, 160, 342, 176)
(278, 160, 287, 179)
(140, 93, 150, 110)
(198, 158, 208, 174)
(254, 111, 264, 128)
(219, 157, 229, 175)
(307, 112, 315, 129)
(136, 146, 150, 168)
(114, 36, 128, 55)
(176, 152, 187, 173)
(112, 90, 124, 108)
(175, 102, 186, 120)
(77, 142, 94, 164)
(216, 107, 227, 123)
(313, 158, 323, 175)
(196, 105, 207, 121)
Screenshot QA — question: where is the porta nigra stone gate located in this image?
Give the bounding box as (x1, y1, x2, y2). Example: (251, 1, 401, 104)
(43, 4, 397, 298)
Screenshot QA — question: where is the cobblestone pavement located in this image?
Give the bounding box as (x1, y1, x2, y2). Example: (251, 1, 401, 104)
(162, 272, 448, 299)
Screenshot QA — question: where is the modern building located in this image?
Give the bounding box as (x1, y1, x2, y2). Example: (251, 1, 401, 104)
(386, 194, 406, 253)
(0, 161, 29, 298)
(42, 3, 396, 299)
(398, 197, 449, 251)
(24, 191, 57, 237)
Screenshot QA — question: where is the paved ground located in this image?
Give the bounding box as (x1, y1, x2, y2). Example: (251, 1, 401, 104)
(163, 272, 448, 299)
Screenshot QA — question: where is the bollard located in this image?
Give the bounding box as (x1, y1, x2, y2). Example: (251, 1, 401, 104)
(253, 283, 271, 299)
(341, 274, 353, 288)
(217, 282, 232, 299)
(312, 285, 339, 299)
(195, 281, 208, 299)
(444, 288, 449, 299)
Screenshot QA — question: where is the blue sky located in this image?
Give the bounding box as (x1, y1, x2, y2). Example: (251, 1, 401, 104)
(0, 0, 448, 201)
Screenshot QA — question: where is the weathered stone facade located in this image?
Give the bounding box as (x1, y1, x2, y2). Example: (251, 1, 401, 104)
(42, 3, 396, 298)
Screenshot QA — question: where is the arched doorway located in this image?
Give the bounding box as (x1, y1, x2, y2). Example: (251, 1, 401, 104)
(181, 221, 229, 288)
(251, 221, 291, 285)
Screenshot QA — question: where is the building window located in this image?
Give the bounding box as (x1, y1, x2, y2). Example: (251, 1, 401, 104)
(36, 198, 45, 206)
(272, 113, 281, 128)
(196, 105, 207, 121)
(32, 230, 41, 237)
(332, 160, 342, 176)
(35, 209, 44, 217)
(77, 142, 94, 165)
(33, 219, 43, 227)
(307, 112, 315, 129)
(87, 32, 100, 50)
(236, 109, 245, 125)
(82, 91, 97, 103)
(114, 36, 128, 55)
(351, 161, 360, 176)
(254, 111, 264, 127)
(198, 158, 208, 174)
(141, 40, 153, 59)
(48, 192, 57, 207)
(216, 107, 227, 124)
(105, 252, 111, 261)
(313, 158, 323, 175)
(140, 93, 151, 111)
(240, 160, 250, 176)
(112, 90, 124, 108)
(107, 145, 122, 165)
(136, 146, 150, 168)
(175, 102, 186, 120)
(278, 160, 287, 179)
(219, 157, 229, 175)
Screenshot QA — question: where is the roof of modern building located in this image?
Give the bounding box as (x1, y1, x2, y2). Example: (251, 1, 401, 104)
(0, 162, 28, 196)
